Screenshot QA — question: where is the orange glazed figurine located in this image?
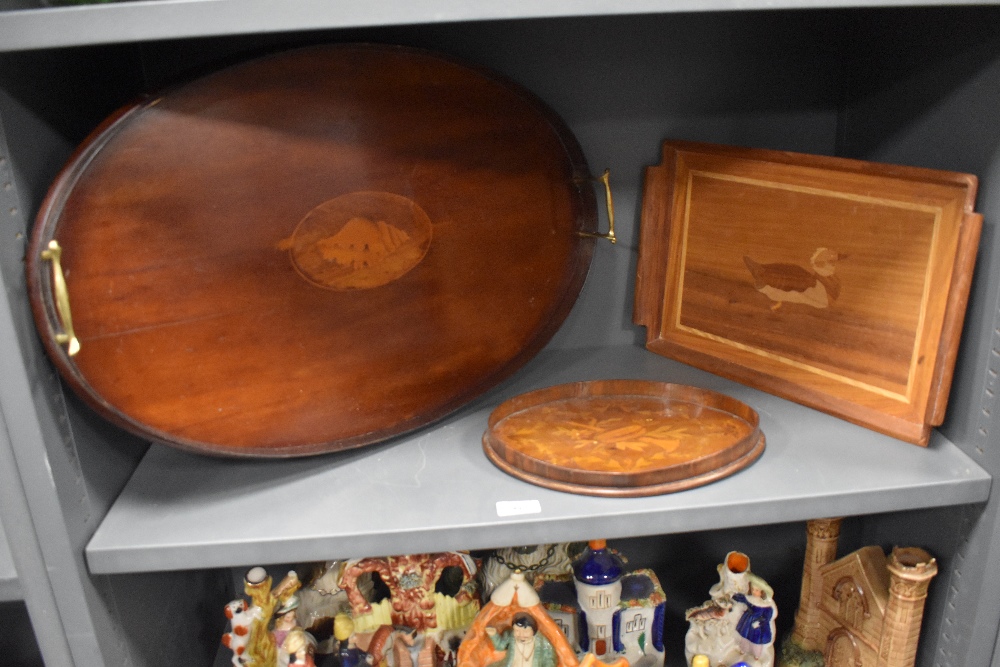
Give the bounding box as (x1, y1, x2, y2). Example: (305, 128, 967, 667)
(458, 572, 628, 667)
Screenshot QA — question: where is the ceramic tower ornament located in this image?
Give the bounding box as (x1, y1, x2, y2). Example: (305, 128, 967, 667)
(531, 540, 666, 667)
(779, 518, 939, 667)
(573, 540, 625, 658)
(685, 551, 777, 667)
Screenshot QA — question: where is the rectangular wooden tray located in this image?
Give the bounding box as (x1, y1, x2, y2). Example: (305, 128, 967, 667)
(635, 140, 982, 446)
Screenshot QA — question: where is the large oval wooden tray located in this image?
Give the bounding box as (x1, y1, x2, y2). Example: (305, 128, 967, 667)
(26, 44, 597, 457)
(483, 380, 764, 496)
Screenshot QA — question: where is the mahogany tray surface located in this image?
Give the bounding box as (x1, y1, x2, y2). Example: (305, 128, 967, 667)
(482, 380, 765, 497)
(26, 44, 597, 457)
(635, 140, 982, 446)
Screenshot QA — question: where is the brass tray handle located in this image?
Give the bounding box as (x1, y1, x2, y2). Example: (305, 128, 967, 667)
(40, 240, 80, 357)
(578, 168, 616, 244)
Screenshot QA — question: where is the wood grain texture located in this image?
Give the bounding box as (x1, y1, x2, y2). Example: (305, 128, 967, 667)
(482, 379, 764, 496)
(635, 140, 982, 446)
(26, 44, 597, 457)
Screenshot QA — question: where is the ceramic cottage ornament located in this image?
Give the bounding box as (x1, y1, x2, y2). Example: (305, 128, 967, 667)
(685, 552, 777, 667)
(457, 569, 627, 667)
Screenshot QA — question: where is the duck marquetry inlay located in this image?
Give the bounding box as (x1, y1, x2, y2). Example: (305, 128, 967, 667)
(743, 247, 845, 310)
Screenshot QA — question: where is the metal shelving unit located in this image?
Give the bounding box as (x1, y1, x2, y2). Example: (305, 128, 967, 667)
(1, 3, 999, 666)
(1, 0, 998, 52)
(0, 518, 20, 602)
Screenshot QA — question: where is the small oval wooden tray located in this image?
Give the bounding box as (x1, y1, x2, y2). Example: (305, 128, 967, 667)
(483, 380, 764, 496)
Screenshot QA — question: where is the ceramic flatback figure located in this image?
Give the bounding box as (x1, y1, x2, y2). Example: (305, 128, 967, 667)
(732, 578, 776, 661)
(340, 552, 478, 633)
(339, 552, 480, 667)
(221, 567, 317, 667)
(685, 552, 777, 667)
(270, 552, 480, 667)
(457, 571, 626, 667)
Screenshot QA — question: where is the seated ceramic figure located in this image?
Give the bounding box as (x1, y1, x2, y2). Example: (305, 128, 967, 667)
(486, 612, 557, 667)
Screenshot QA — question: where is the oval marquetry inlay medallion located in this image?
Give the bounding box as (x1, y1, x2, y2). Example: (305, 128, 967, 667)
(285, 191, 433, 290)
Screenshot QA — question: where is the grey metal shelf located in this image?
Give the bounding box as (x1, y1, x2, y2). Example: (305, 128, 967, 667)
(86, 344, 990, 575)
(0, 518, 20, 602)
(1, 0, 1000, 53)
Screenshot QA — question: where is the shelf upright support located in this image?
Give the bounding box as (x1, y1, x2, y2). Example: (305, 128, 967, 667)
(0, 110, 76, 665)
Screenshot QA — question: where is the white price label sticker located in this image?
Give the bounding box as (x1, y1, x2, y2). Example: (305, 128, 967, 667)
(496, 499, 542, 517)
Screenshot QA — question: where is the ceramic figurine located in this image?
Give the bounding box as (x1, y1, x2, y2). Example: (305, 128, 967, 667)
(340, 552, 479, 633)
(297, 560, 359, 643)
(480, 544, 581, 600)
(532, 540, 666, 667)
(290, 552, 480, 667)
(284, 625, 318, 667)
(457, 570, 627, 667)
(226, 554, 480, 667)
(334, 614, 370, 667)
(221, 566, 315, 667)
(732, 582, 777, 662)
(223, 598, 263, 666)
(685, 551, 777, 667)
(486, 612, 557, 667)
(778, 518, 938, 667)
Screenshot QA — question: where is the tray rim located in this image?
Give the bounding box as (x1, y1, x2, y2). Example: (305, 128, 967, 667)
(634, 139, 983, 446)
(482, 379, 764, 496)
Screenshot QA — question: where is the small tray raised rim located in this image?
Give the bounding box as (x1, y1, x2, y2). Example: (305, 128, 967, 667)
(482, 379, 765, 497)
